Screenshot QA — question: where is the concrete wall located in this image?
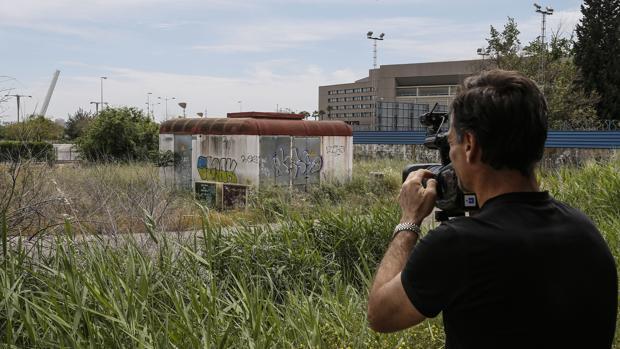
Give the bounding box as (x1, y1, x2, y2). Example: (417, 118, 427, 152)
(354, 144, 440, 163)
(193, 134, 260, 186)
(161, 133, 353, 189)
(159, 134, 175, 186)
(354, 143, 619, 167)
(321, 136, 354, 183)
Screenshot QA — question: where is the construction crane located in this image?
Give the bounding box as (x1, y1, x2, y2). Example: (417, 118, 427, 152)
(38, 70, 60, 116)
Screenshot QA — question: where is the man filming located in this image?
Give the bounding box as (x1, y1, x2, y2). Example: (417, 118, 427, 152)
(367, 70, 617, 348)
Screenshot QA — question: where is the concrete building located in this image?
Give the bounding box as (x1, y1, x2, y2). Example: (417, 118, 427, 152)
(159, 112, 353, 207)
(318, 59, 483, 129)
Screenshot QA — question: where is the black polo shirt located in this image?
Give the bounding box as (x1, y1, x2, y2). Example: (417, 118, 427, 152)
(401, 191, 617, 349)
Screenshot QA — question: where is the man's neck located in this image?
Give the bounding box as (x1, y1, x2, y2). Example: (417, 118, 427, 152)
(472, 168, 540, 207)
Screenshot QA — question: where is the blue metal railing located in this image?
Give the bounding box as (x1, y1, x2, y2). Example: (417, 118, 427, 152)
(353, 131, 620, 149)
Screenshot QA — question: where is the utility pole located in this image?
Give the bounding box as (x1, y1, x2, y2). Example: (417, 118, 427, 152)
(146, 92, 153, 120)
(5, 94, 32, 122)
(100, 76, 107, 112)
(534, 3, 554, 91)
(366, 31, 385, 69)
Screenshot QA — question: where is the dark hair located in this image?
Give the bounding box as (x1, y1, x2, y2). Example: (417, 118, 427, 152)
(450, 69, 548, 176)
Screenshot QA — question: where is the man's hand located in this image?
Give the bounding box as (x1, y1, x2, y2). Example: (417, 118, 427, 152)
(398, 169, 438, 225)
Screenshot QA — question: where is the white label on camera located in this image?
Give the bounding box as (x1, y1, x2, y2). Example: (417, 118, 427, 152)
(464, 194, 477, 207)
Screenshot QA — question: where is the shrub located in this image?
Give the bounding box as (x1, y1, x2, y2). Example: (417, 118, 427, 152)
(0, 140, 54, 162)
(64, 108, 94, 140)
(77, 107, 158, 162)
(3, 115, 63, 141)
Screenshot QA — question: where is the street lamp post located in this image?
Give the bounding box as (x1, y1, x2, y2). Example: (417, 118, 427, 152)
(100, 77, 107, 112)
(5, 94, 32, 122)
(238, 100, 242, 112)
(178, 102, 187, 118)
(366, 31, 385, 69)
(477, 47, 490, 69)
(146, 92, 153, 120)
(158, 96, 176, 120)
(90, 101, 108, 114)
(534, 3, 554, 91)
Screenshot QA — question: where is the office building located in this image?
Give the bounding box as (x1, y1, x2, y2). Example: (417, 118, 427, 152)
(318, 59, 483, 129)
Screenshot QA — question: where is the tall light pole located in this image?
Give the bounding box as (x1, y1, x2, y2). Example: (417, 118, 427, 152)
(178, 102, 187, 118)
(5, 94, 32, 122)
(238, 100, 242, 112)
(477, 47, 490, 70)
(534, 3, 553, 91)
(158, 96, 176, 120)
(146, 92, 153, 120)
(146, 101, 160, 120)
(366, 31, 385, 69)
(90, 101, 108, 114)
(100, 76, 107, 112)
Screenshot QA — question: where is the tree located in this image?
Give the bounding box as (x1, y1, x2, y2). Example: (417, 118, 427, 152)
(486, 17, 525, 71)
(299, 111, 311, 120)
(574, 0, 620, 120)
(65, 108, 94, 140)
(3, 115, 64, 141)
(484, 18, 599, 127)
(77, 107, 159, 162)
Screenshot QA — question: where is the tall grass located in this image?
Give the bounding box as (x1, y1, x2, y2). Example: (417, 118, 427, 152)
(0, 157, 618, 348)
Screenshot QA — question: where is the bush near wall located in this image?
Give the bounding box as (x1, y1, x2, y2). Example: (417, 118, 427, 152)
(0, 140, 54, 162)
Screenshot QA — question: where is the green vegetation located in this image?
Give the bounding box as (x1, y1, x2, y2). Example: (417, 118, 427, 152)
(0, 158, 618, 347)
(484, 17, 599, 127)
(64, 108, 95, 140)
(2, 115, 64, 141)
(574, 0, 620, 121)
(76, 107, 159, 162)
(0, 141, 54, 162)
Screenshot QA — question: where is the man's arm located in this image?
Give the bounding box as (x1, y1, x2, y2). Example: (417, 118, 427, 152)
(367, 170, 437, 333)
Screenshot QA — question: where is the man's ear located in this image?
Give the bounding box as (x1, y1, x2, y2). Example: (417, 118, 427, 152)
(463, 131, 480, 164)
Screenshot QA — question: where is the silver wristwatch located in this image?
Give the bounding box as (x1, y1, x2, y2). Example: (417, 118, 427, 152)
(392, 222, 422, 240)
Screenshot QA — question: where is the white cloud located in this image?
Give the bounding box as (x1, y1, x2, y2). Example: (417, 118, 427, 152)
(1, 63, 365, 121)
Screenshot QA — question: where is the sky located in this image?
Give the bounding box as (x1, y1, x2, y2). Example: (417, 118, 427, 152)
(0, 0, 584, 123)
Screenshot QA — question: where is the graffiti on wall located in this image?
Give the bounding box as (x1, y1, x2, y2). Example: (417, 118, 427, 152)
(240, 154, 259, 164)
(272, 147, 323, 179)
(326, 145, 345, 156)
(197, 156, 238, 183)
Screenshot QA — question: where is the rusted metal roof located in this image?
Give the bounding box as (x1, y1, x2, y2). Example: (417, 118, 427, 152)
(160, 116, 352, 136)
(227, 112, 304, 120)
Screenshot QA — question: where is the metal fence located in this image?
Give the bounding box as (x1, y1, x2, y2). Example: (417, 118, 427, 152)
(352, 99, 619, 132)
(52, 144, 80, 162)
(353, 131, 620, 149)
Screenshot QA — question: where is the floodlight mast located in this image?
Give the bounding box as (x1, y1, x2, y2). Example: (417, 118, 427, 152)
(367, 31, 385, 69)
(534, 2, 554, 91)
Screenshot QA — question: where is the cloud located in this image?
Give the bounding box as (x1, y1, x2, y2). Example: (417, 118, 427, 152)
(2, 63, 365, 121)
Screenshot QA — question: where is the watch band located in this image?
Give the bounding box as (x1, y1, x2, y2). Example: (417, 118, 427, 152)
(392, 222, 422, 240)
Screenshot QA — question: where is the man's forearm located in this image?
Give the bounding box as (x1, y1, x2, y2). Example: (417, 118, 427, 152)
(370, 231, 419, 294)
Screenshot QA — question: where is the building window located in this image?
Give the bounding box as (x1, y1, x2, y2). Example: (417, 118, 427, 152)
(396, 88, 417, 97)
(418, 86, 450, 96)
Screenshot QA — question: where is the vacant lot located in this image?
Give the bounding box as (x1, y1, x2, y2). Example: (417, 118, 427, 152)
(0, 158, 618, 348)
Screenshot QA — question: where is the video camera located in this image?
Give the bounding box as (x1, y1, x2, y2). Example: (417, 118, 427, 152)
(402, 104, 478, 222)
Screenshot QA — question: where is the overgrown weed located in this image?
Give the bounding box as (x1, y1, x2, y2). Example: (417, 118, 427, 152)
(0, 157, 617, 347)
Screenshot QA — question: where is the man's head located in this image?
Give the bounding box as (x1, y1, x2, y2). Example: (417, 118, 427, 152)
(448, 69, 548, 179)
